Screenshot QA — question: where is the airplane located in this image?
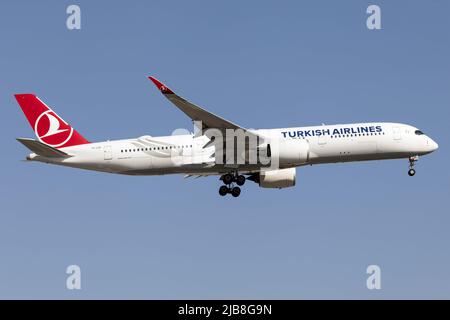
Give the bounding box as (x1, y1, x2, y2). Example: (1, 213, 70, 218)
(14, 76, 438, 197)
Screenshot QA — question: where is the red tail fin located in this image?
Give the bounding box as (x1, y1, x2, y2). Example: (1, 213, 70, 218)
(14, 94, 90, 148)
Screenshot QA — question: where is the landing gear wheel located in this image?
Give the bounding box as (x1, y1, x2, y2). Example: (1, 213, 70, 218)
(219, 185, 229, 196)
(408, 156, 418, 177)
(222, 174, 233, 185)
(231, 186, 241, 197)
(236, 175, 246, 186)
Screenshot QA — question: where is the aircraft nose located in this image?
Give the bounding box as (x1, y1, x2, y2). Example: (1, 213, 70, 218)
(429, 138, 439, 152)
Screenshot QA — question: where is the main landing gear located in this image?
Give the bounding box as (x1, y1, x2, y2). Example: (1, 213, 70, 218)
(219, 173, 246, 197)
(408, 156, 418, 176)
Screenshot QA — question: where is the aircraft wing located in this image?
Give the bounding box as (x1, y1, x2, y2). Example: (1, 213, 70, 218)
(148, 76, 257, 137)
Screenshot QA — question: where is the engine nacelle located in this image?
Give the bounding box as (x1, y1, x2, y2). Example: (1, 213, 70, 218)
(270, 139, 309, 166)
(258, 168, 296, 189)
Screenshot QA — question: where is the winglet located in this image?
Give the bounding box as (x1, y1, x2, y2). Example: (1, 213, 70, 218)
(148, 76, 174, 94)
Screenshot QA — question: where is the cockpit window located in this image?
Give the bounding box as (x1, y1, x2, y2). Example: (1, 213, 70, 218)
(415, 130, 424, 135)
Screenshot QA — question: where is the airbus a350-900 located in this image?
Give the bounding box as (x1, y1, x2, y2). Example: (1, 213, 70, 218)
(15, 76, 438, 197)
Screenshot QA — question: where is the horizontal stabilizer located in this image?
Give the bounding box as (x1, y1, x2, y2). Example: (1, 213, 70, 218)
(16, 138, 71, 158)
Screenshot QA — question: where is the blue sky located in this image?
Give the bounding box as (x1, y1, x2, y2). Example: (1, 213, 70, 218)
(0, 0, 449, 299)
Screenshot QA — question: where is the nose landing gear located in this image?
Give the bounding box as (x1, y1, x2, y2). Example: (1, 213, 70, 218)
(219, 173, 246, 197)
(408, 156, 418, 176)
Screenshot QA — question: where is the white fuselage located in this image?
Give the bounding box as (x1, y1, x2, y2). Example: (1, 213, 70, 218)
(27, 122, 438, 175)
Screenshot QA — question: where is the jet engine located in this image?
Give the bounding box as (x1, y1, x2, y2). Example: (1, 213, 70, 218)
(248, 168, 296, 189)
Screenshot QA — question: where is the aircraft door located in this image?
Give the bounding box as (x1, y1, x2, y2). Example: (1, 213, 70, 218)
(104, 145, 113, 160)
(318, 133, 327, 145)
(392, 127, 402, 140)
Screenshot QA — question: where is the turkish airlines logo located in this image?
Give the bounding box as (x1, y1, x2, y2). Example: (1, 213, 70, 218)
(34, 110, 73, 147)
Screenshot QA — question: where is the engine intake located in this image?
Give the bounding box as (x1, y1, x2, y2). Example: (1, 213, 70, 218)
(270, 139, 309, 166)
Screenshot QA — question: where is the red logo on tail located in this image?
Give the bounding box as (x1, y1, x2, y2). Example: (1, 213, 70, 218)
(35, 110, 74, 147)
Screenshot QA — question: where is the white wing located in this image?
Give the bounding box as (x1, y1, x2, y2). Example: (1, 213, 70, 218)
(148, 76, 258, 138)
